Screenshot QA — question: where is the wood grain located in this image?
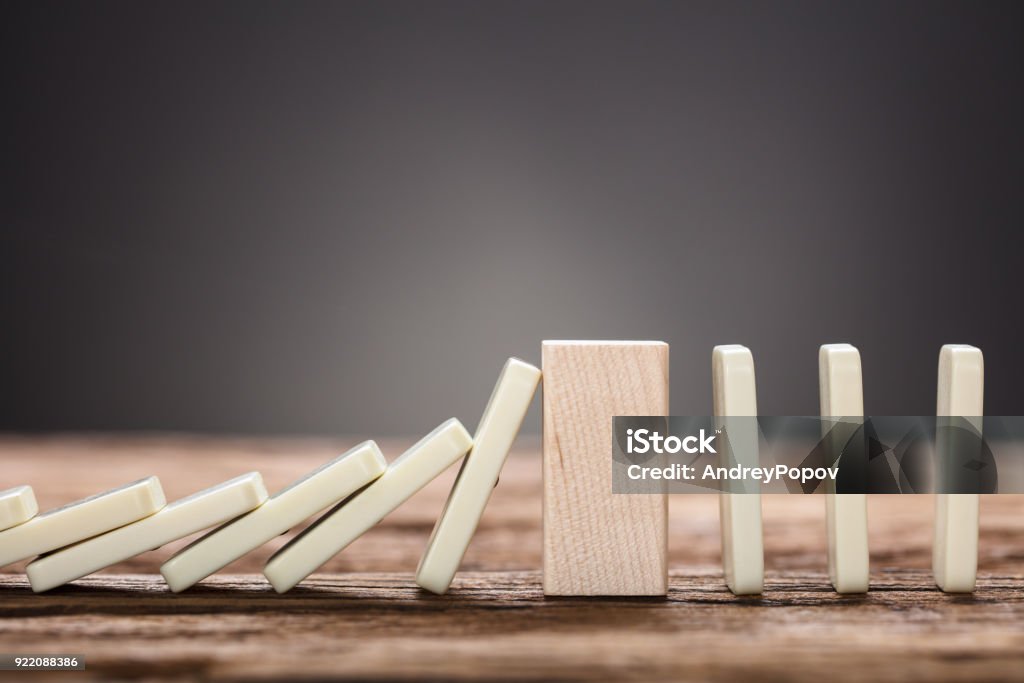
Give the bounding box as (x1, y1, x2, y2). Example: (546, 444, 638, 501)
(2, 434, 1024, 682)
(542, 341, 669, 595)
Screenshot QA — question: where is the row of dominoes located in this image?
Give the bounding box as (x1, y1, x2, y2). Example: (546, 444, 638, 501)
(541, 340, 985, 597)
(0, 341, 987, 597)
(716, 342, 983, 596)
(0, 358, 542, 594)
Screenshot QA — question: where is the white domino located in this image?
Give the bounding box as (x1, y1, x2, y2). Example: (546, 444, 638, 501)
(0, 486, 38, 532)
(712, 345, 764, 595)
(416, 358, 541, 594)
(933, 344, 983, 593)
(0, 477, 165, 568)
(160, 442, 388, 592)
(26, 473, 268, 592)
(264, 418, 473, 593)
(819, 343, 869, 593)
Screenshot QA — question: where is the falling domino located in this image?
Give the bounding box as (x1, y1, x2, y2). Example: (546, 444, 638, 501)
(819, 344, 869, 593)
(0, 486, 38, 532)
(415, 358, 541, 594)
(160, 442, 388, 592)
(933, 344, 983, 593)
(712, 345, 764, 595)
(0, 477, 165, 568)
(263, 418, 473, 593)
(26, 473, 268, 592)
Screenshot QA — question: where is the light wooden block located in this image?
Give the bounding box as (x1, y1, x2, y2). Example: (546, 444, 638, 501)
(0, 477, 165, 568)
(712, 345, 764, 595)
(542, 340, 668, 596)
(416, 358, 541, 594)
(933, 344, 983, 593)
(819, 343, 869, 593)
(26, 473, 268, 592)
(264, 418, 473, 593)
(0, 486, 38, 532)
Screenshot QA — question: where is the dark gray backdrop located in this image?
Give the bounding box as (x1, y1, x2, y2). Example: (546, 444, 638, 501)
(4, 1, 1022, 435)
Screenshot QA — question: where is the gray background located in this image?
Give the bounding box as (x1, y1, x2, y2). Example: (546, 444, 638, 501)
(3, 1, 1022, 436)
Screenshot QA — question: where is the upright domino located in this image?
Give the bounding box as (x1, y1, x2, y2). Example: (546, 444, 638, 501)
(161, 442, 387, 592)
(933, 344, 983, 593)
(542, 340, 669, 596)
(712, 345, 764, 595)
(27, 473, 268, 592)
(0, 486, 38, 531)
(264, 418, 473, 593)
(819, 344, 869, 593)
(0, 478, 165, 568)
(416, 358, 541, 594)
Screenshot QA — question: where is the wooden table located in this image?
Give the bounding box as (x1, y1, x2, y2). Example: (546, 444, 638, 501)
(2, 434, 1023, 682)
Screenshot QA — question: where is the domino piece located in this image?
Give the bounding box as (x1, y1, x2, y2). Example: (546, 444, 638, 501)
(933, 344, 983, 593)
(543, 340, 669, 596)
(712, 345, 764, 595)
(160, 442, 388, 592)
(416, 358, 541, 594)
(0, 486, 38, 531)
(0, 477, 165, 568)
(27, 473, 268, 592)
(264, 418, 473, 593)
(819, 343, 869, 593)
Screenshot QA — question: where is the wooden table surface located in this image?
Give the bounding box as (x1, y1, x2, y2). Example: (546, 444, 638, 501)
(2, 434, 1024, 682)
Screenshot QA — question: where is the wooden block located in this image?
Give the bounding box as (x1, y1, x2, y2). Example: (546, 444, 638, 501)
(712, 345, 764, 595)
(819, 343, 869, 593)
(263, 418, 473, 593)
(0, 486, 38, 532)
(416, 358, 541, 594)
(0, 477, 165, 568)
(161, 442, 387, 592)
(542, 340, 668, 596)
(26, 473, 268, 592)
(933, 344, 983, 593)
